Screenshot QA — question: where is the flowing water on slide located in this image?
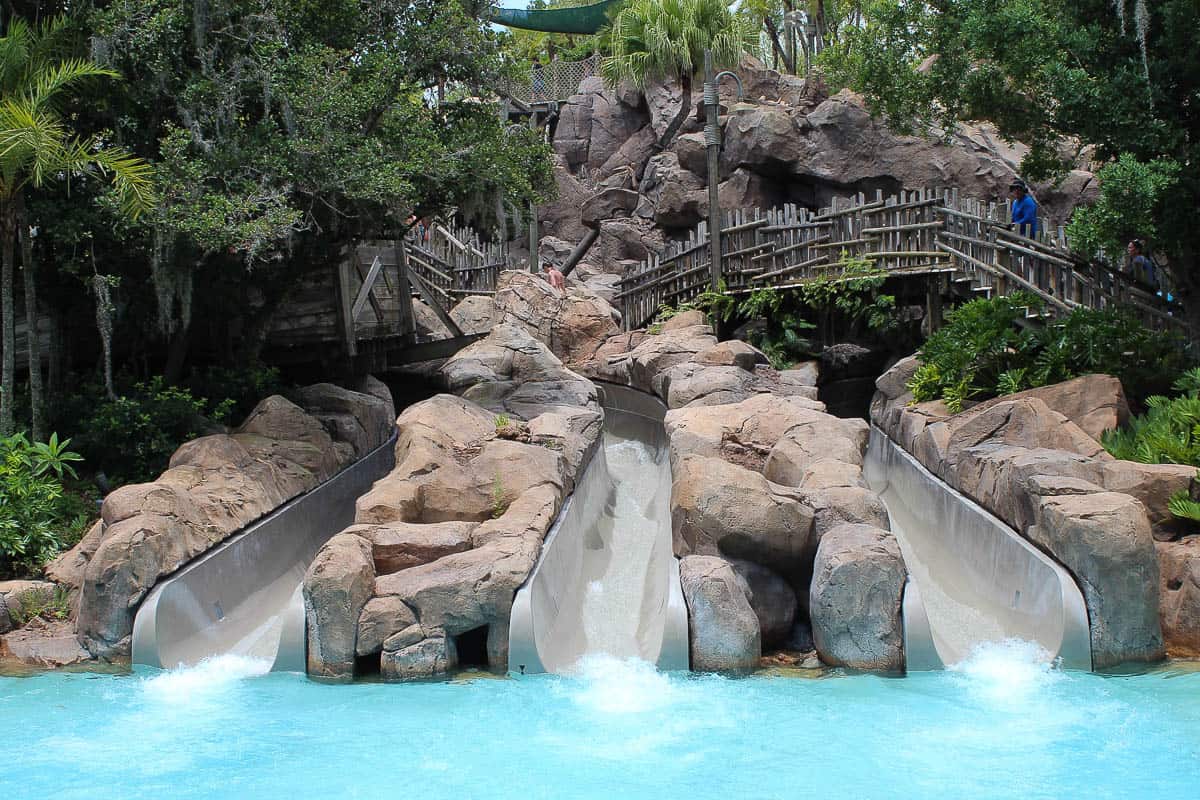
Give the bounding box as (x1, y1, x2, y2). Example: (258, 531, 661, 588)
(578, 434, 659, 659)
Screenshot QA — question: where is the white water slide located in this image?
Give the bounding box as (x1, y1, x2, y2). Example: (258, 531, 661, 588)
(865, 427, 1092, 670)
(508, 383, 689, 674)
(131, 438, 397, 672)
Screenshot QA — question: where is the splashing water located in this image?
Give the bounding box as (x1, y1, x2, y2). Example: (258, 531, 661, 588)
(949, 639, 1060, 706)
(562, 653, 677, 714)
(142, 654, 272, 705)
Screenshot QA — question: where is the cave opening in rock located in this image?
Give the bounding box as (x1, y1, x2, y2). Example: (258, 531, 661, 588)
(355, 652, 382, 678)
(454, 625, 490, 668)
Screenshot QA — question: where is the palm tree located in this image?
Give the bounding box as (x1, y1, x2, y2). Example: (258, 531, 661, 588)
(601, 0, 750, 153)
(0, 16, 153, 437)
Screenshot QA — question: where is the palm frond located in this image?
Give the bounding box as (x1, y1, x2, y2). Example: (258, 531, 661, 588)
(26, 59, 118, 113)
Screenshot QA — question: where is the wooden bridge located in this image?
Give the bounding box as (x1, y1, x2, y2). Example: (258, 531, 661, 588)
(266, 224, 505, 370)
(616, 187, 1183, 335)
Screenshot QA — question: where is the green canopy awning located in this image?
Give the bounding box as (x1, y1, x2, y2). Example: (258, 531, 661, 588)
(492, 0, 621, 35)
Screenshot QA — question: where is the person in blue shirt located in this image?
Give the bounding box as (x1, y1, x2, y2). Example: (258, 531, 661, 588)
(1009, 180, 1039, 238)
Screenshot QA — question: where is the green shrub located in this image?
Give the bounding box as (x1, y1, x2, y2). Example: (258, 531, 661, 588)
(908, 295, 1189, 409)
(0, 433, 86, 579)
(186, 364, 285, 424)
(75, 377, 219, 485)
(1102, 370, 1200, 466)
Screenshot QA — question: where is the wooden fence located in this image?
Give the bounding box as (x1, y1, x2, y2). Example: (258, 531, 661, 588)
(616, 187, 1182, 335)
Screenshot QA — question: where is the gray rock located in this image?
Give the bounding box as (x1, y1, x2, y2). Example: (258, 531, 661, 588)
(679, 555, 761, 671)
(809, 524, 906, 671)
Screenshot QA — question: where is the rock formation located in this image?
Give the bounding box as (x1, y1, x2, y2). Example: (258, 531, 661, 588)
(37, 383, 395, 661)
(872, 358, 1175, 666)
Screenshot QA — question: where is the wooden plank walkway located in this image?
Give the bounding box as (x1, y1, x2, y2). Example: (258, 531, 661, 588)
(617, 187, 1183, 335)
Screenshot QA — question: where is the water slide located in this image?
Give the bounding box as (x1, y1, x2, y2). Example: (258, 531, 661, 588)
(131, 437, 397, 672)
(508, 383, 690, 674)
(864, 427, 1092, 670)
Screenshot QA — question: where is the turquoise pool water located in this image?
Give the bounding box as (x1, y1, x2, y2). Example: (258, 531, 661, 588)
(3, 642, 1199, 800)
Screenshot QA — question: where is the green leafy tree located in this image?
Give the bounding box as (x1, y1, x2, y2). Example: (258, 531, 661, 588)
(78, 0, 553, 365)
(602, 0, 751, 152)
(821, 0, 1200, 329)
(0, 16, 153, 437)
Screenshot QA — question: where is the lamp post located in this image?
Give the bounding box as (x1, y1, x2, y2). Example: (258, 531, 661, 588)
(702, 50, 744, 292)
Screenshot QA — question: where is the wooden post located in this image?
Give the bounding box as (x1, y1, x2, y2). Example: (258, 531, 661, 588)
(926, 275, 943, 332)
(395, 239, 415, 339)
(528, 111, 539, 273)
(704, 50, 722, 292)
(336, 257, 358, 357)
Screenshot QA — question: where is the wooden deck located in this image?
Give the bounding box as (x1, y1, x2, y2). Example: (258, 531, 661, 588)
(617, 187, 1183, 335)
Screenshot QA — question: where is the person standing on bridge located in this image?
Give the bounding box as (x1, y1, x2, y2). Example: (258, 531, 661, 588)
(1008, 180, 1039, 238)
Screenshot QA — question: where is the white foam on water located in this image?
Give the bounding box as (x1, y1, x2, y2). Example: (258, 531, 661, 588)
(949, 638, 1060, 705)
(142, 654, 272, 704)
(564, 653, 677, 714)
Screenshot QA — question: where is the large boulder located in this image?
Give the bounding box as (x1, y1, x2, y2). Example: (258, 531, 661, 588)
(1028, 490, 1164, 667)
(440, 324, 600, 422)
(294, 383, 396, 458)
(975, 374, 1129, 442)
(671, 455, 815, 582)
(809, 524, 906, 671)
(664, 393, 829, 469)
(1156, 536, 1200, 658)
(303, 532, 375, 680)
(449, 295, 496, 335)
(679, 555, 761, 671)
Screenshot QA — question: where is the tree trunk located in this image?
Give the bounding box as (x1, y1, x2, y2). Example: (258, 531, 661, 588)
(16, 193, 43, 441)
(163, 319, 192, 384)
(656, 72, 693, 151)
(0, 201, 15, 436)
(765, 17, 795, 74)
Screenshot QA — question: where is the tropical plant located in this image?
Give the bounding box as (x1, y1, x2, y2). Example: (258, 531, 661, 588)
(0, 16, 154, 438)
(601, 0, 751, 152)
(0, 431, 85, 578)
(909, 294, 1189, 410)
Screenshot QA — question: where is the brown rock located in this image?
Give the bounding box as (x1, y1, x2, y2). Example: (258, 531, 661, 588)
(1028, 491, 1164, 667)
(303, 533, 375, 680)
(1156, 536, 1200, 657)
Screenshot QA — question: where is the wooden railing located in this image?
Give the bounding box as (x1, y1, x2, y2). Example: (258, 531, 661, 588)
(616, 187, 1184, 335)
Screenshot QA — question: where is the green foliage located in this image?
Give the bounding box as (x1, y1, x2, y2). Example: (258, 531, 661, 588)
(491, 473, 508, 519)
(185, 364, 285, 425)
(601, 0, 752, 89)
(495, 413, 512, 430)
(75, 377, 218, 485)
(1067, 154, 1181, 263)
(822, 0, 1200, 303)
(8, 585, 72, 626)
(1168, 484, 1200, 524)
(912, 294, 1191, 409)
(736, 287, 817, 370)
(0, 433, 86, 578)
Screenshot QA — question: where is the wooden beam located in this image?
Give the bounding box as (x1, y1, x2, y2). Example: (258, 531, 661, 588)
(386, 333, 485, 365)
(351, 255, 387, 322)
(409, 270, 464, 337)
(336, 259, 357, 357)
(395, 240, 415, 338)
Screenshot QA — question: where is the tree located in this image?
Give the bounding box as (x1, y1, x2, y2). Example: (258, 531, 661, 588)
(821, 0, 1200, 330)
(79, 0, 553, 366)
(0, 16, 153, 437)
(602, 0, 751, 152)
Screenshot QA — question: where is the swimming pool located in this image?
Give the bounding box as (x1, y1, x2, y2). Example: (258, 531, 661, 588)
(4, 642, 1198, 800)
